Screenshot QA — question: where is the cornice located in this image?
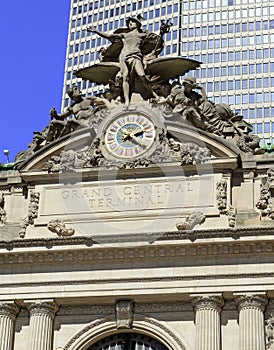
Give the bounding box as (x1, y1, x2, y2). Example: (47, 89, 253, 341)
(0, 272, 274, 290)
(0, 226, 274, 251)
(1, 238, 274, 268)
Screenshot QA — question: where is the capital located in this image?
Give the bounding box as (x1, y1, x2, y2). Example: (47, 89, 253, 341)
(0, 302, 20, 320)
(191, 295, 224, 313)
(235, 294, 268, 312)
(26, 300, 59, 318)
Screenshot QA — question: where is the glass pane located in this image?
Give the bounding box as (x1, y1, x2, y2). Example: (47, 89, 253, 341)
(88, 333, 169, 350)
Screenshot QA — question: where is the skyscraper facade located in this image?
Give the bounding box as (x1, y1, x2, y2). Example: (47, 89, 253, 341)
(63, 0, 274, 143)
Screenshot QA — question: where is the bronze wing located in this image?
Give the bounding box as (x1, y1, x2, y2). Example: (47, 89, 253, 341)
(145, 57, 201, 82)
(75, 62, 120, 84)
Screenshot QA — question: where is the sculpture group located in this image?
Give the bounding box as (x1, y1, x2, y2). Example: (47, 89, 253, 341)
(15, 16, 262, 167)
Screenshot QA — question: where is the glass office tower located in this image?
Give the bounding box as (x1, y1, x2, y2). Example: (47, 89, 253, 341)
(63, 0, 274, 143)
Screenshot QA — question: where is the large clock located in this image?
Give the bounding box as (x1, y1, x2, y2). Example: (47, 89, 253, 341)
(104, 113, 156, 158)
(98, 106, 165, 160)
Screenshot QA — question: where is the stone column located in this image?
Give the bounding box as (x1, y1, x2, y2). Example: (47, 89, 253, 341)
(0, 302, 20, 350)
(27, 300, 58, 350)
(192, 295, 224, 350)
(235, 294, 268, 350)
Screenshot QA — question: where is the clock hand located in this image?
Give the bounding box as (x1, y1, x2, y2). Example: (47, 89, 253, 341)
(121, 128, 131, 141)
(130, 128, 144, 138)
(131, 134, 147, 148)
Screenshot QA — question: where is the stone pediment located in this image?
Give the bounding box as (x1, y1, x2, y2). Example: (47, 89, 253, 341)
(16, 106, 241, 174)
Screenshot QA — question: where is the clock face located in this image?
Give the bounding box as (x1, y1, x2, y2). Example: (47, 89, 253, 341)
(104, 113, 156, 159)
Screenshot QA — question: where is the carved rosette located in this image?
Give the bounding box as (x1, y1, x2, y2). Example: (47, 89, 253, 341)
(0, 302, 20, 350)
(27, 300, 59, 350)
(115, 300, 134, 329)
(192, 295, 224, 350)
(236, 294, 268, 350)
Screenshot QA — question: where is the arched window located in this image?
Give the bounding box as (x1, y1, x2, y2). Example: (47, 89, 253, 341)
(88, 332, 169, 350)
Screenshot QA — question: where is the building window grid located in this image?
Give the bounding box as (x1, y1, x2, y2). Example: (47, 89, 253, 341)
(64, 0, 274, 142)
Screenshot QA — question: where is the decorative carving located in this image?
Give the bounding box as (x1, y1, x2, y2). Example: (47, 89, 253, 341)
(63, 314, 186, 350)
(19, 190, 40, 238)
(265, 314, 274, 349)
(88, 139, 104, 166)
(47, 86, 110, 143)
(256, 169, 274, 219)
(0, 192, 7, 226)
(176, 211, 206, 231)
(58, 304, 115, 316)
(236, 133, 261, 153)
(115, 300, 134, 329)
(59, 150, 77, 172)
(216, 179, 228, 214)
(122, 158, 152, 169)
(144, 135, 211, 166)
(86, 17, 174, 108)
(135, 301, 192, 313)
(42, 124, 212, 172)
(15, 86, 110, 166)
(216, 179, 236, 227)
(179, 143, 210, 165)
(27, 300, 59, 318)
(140, 316, 187, 350)
(3, 233, 274, 269)
(235, 294, 268, 312)
(0, 302, 20, 320)
(43, 155, 61, 173)
(227, 205, 236, 228)
(14, 128, 49, 167)
(47, 219, 75, 237)
(192, 295, 224, 313)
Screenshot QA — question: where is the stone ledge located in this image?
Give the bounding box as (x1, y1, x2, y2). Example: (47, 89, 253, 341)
(0, 226, 274, 250)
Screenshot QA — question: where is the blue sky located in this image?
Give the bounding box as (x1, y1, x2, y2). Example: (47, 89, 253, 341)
(0, 1, 70, 163)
